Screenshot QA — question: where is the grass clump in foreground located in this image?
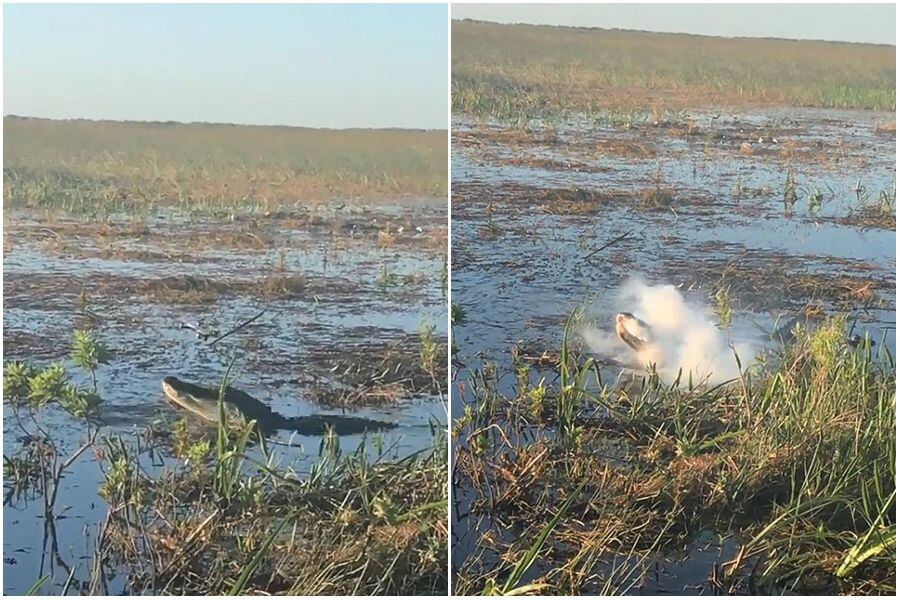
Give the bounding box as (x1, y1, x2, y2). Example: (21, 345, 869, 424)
(3, 116, 448, 215)
(101, 418, 448, 595)
(452, 20, 896, 122)
(453, 315, 894, 594)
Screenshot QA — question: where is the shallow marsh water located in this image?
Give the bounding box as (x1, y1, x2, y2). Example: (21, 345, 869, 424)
(451, 108, 895, 593)
(3, 199, 447, 594)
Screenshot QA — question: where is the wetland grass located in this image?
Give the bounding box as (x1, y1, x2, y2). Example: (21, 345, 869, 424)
(712, 285, 734, 329)
(638, 185, 676, 210)
(453, 315, 895, 594)
(101, 419, 448, 595)
(452, 20, 896, 124)
(419, 320, 441, 383)
(4, 116, 447, 215)
(451, 302, 467, 326)
(839, 180, 897, 229)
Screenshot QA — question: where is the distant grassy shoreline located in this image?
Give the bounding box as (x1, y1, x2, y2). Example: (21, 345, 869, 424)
(452, 20, 896, 121)
(4, 114, 447, 134)
(4, 116, 448, 214)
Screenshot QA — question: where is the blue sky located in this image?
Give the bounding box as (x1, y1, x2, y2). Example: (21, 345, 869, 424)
(453, 3, 896, 45)
(4, 4, 448, 129)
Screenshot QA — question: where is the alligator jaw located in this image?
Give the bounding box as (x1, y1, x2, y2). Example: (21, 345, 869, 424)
(615, 312, 651, 352)
(162, 377, 222, 422)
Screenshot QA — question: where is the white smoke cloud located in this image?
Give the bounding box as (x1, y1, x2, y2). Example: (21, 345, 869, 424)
(582, 278, 759, 386)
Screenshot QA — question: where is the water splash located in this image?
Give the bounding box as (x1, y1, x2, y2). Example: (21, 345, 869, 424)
(583, 278, 759, 386)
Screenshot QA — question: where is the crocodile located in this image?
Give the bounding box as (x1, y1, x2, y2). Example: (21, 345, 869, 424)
(162, 376, 395, 437)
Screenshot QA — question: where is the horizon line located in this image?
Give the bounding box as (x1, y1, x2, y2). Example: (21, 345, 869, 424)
(452, 18, 898, 48)
(3, 114, 448, 133)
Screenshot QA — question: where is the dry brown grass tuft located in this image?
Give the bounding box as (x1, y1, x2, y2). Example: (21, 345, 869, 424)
(378, 230, 397, 247)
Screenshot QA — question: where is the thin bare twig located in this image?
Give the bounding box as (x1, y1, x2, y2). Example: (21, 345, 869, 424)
(583, 231, 631, 261)
(208, 309, 267, 347)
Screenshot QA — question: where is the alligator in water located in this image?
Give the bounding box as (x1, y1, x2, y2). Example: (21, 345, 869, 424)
(162, 376, 395, 437)
(614, 311, 875, 354)
(614, 312, 652, 351)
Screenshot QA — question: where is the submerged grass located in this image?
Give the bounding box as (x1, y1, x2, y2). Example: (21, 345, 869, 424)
(453, 315, 895, 594)
(452, 20, 896, 122)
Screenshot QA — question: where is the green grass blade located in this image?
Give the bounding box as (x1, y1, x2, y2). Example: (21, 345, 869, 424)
(500, 479, 586, 595)
(836, 490, 896, 578)
(227, 517, 287, 595)
(26, 573, 50, 595)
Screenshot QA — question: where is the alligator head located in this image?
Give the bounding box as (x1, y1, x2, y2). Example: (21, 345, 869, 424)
(615, 312, 652, 352)
(162, 376, 242, 423)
